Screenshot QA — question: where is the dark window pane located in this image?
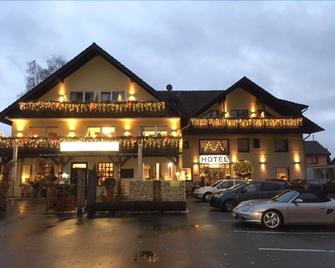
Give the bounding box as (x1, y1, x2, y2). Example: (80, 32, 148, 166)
(70, 92, 83, 102)
(84, 92, 94, 102)
(101, 92, 111, 102)
(112, 91, 125, 101)
(274, 139, 288, 152)
(231, 109, 249, 118)
(183, 141, 189, 149)
(253, 138, 260, 148)
(238, 138, 249, 152)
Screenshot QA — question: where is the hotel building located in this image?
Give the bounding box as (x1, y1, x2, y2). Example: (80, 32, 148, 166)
(0, 43, 323, 197)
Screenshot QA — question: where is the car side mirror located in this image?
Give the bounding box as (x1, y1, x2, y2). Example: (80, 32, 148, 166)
(294, 198, 303, 204)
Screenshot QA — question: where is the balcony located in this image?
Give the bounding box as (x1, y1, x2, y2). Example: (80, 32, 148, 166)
(0, 136, 180, 157)
(9, 101, 169, 118)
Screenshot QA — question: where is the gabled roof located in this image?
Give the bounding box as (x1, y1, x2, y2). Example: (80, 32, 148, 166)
(192, 76, 308, 117)
(304, 140, 331, 155)
(0, 43, 182, 124)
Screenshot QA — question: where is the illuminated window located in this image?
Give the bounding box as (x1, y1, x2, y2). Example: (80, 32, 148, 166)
(21, 164, 31, 184)
(276, 167, 290, 180)
(238, 138, 249, 152)
(86, 127, 115, 138)
(141, 126, 168, 137)
(112, 91, 125, 102)
(98, 162, 114, 184)
(46, 127, 58, 138)
(29, 127, 45, 138)
(199, 139, 229, 155)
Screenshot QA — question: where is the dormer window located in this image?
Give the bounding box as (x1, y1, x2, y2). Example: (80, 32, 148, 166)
(203, 109, 220, 118)
(231, 109, 249, 118)
(101, 91, 126, 102)
(112, 91, 125, 102)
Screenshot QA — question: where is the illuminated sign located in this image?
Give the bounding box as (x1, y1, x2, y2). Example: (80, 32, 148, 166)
(60, 141, 119, 152)
(199, 155, 230, 164)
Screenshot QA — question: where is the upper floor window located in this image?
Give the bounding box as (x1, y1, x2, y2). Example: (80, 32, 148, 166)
(70, 91, 94, 103)
(199, 139, 229, 155)
(274, 138, 289, 152)
(231, 109, 248, 118)
(238, 138, 249, 152)
(86, 126, 115, 138)
(29, 126, 58, 138)
(100, 91, 126, 102)
(253, 138, 260, 148)
(141, 126, 168, 137)
(307, 156, 318, 164)
(203, 110, 220, 118)
(101, 92, 111, 102)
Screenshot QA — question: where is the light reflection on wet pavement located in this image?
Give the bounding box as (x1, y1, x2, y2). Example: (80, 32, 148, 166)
(1, 199, 335, 268)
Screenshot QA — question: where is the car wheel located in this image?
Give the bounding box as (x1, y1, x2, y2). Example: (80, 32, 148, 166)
(262, 210, 282, 230)
(202, 192, 212, 202)
(222, 199, 237, 212)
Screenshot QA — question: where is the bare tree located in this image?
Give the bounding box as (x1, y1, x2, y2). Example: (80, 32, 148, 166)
(23, 55, 66, 93)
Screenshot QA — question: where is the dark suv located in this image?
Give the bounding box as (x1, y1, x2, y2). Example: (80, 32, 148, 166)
(210, 181, 289, 212)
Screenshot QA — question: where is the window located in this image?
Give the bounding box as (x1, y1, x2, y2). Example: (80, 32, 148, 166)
(70, 92, 83, 102)
(21, 164, 31, 184)
(307, 156, 318, 164)
(86, 127, 115, 138)
(98, 162, 114, 184)
(231, 109, 249, 118)
(46, 127, 58, 138)
(238, 138, 249, 152)
(199, 139, 229, 154)
(276, 167, 290, 180)
(274, 139, 288, 152)
(29, 127, 45, 138)
(204, 110, 220, 118)
(253, 138, 260, 148)
(243, 183, 261, 192)
(217, 180, 234, 189)
(141, 126, 168, 137)
(70, 91, 94, 102)
(120, 169, 134, 179)
(101, 92, 111, 102)
(112, 91, 125, 102)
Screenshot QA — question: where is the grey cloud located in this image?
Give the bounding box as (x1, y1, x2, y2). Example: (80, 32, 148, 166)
(0, 1, 335, 155)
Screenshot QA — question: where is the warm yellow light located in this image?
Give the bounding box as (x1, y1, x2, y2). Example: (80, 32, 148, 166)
(68, 131, 76, 138)
(293, 154, 300, 163)
(17, 131, 23, 138)
(171, 130, 179, 137)
(169, 118, 179, 130)
(231, 154, 237, 163)
(259, 155, 266, 163)
(260, 111, 265, 118)
(128, 95, 136, 101)
(124, 131, 131, 136)
(67, 119, 77, 131)
(168, 162, 173, 168)
(260, 163, 266, 172)
(59, 95, 67, 102)
(102, 127, 115, 136)
(72, 163, 87, 169)
(14, 119, 27, 132)
(123, 119, 133, 130)
(60, 141, 119, 152)
(59, 82, 66, 95)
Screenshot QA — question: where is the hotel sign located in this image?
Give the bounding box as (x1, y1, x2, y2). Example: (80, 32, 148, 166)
(199, 155, 230, 164)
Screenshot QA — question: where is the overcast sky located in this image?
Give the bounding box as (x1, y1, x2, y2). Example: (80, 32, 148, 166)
(1, 1, 334, 155)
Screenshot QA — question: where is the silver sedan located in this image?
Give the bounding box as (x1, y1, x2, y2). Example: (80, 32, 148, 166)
(232, 190, 335, 229)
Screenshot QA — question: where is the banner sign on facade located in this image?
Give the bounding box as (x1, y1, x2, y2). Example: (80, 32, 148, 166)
(199, 155, 230, 165)
(60, 141, 119, 152)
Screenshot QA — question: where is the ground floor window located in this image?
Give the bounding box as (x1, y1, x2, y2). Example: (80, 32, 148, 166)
(200, 164, 231, 185)
(21, 164, 32, 184)
(276, 167, 290, 180)
(120, 168, 134, 179)
(98, 162, 114, 184)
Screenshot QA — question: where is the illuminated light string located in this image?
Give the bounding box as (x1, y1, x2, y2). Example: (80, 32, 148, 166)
(0, 136, 180, 150)
(203, 141, 226, 153)
(191, 118, 303, 129)
(18, 101, 166, 113)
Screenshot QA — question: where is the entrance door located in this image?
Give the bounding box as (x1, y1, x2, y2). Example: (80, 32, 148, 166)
(71, 162, 88, 214)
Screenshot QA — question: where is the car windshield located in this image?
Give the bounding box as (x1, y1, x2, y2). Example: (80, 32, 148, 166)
(228, 182, 246, 191)
(272, 191, 298, 203)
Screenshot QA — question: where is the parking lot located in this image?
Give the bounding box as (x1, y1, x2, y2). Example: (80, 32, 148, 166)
(0, 198, 335, 268)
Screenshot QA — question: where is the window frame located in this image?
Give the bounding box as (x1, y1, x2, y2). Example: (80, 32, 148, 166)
(274, 138, 289, 152)
(307, 155, 318, 164)
(199, 139, 230, 155)
(237, 138, 249, 153)
(276, 167, 290, 180)
(69, 91, 95, 102)
(101, 91, 112, 102)
(111, 91, 126, 102)
(231, 109, 249, 118)
(97, 162, 114, 185)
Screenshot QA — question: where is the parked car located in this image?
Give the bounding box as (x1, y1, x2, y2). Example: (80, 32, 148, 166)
(210, 181, 289, 211)
(193, 179, 244, 201)
(325, 179, 335, 194)
(232, 190, 335, 229)
(266, 179, 291, 187)
(291, 178, 323, 192)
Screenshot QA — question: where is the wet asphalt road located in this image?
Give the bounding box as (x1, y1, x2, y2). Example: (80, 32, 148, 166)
(0, 198, 335, 268)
